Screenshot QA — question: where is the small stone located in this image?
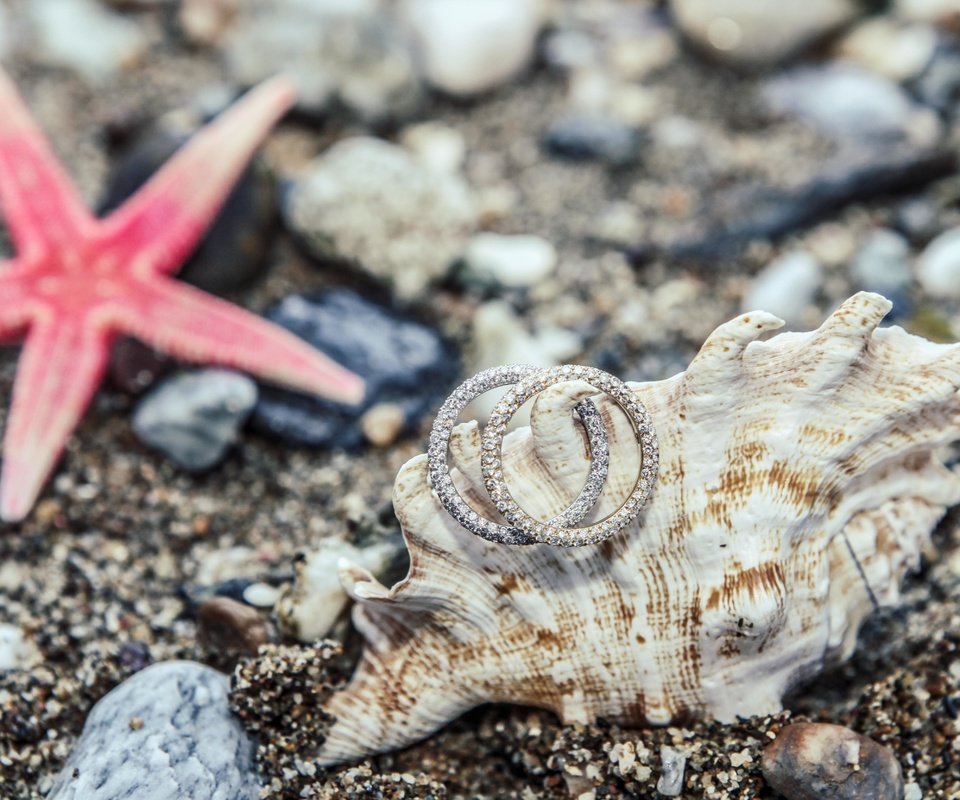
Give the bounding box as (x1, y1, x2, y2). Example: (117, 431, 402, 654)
(912, 41, 960, 116)
(179, 0, 239, 46)
(670, 0, 861, 66)
(836, 17, 937, 82)
(401, 0, 543, 96)
(47, 662, 260, 800)
(360, 403, 407, 448)
(217, 0, 421, 122)
(461, 233, 558, 289)
(851, 229, 912, 295)
(27, 0, 147, 83)
(743, 251, 822, 326)
(761, 723, 904, 800)
(903, 782, 923, 800)
(99, 124, 278, 295)
(0, 624, 39, 671)
(197, 596, 271, 656)
(656, 745, 686, 797)
(762, 62, 934, 142)
(400, 122, 466, 174)
(918, 226, 960, 299)
(284, 137, 476, 301)
(545, 114, 644, 166)
(897, 0, 960, 30)
(242, 582, 280, 608)
(132, 369, 258, 472)
(252, 291, 458, 449)
(276, 539, 399, 641)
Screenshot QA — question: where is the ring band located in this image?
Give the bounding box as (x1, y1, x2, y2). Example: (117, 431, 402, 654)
(427, 365, 610, 545)
(428, 364, 658, 547)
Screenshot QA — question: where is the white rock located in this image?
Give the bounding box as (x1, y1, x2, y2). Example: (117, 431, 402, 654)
(918, 227, 960, 299)
(903, 782, 924, 800)
(896, 0, 960, 27)
(402, 0, 544, 96)
(400, 121, 466, 174)
(656, 746, 687, 797)
(837, 17, 937, 82)
(851, 229, 912, 295)
(463, 233, 558, 288)
(277, 539, 398, 641)
(28, 0, 147, 83)
(743, 251, 822, 326)
(670, 0, 861, 66)
(0, 624, 39, 671)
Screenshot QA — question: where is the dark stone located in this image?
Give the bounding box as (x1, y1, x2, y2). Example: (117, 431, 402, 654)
(47, 661, 261, 800)
(911, 41, 960, 117)
(251, 290, 459, 449)
(544, 114, 644, 165)
(761, 723, 903, 800)
(197, 597, 271, 657)
(633, 148, 957, 264)
(99, 128, 278, 295)
(109, 337, 174, 395)
(132, 369, 258, 472)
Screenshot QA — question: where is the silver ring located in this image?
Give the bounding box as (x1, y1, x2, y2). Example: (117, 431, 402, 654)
(427, 364, 658, 546)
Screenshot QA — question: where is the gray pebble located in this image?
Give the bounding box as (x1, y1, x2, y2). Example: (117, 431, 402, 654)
(133, 369, 258, 472)
(656, 745, 686, 797)
(47, 661, 260, 800)
(545, 114, 645, 165)
(918, 226, 960, 299)
(743, 251, 822, 326)
(851, 229, 912, 295)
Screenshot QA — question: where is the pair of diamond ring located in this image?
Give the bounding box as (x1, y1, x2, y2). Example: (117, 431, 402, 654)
(427, 365, 658, 547)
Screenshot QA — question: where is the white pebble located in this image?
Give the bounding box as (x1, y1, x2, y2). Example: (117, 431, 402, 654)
(656, 745, 686, 797)
(918, 227, 960, 299)
(464, 233, 557, 288)
(0, 623, 39, 670)
(904, 782, 923, 800)
(743, 251, 822, 326)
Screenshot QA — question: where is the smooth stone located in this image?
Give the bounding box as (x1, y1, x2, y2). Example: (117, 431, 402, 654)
(461, 233, 558, 289)
(851, 229, 912, 295)
(132, 369, 258, 472)
(761, 723, 904, 800)
(918, 226, 960, 298)
(912, 42, 960, 116)
(27, 0, 147, 83)
(0, 623, 39, 671)
(743, 251, 822, 326)
(283, 137, 476, 301)
(99, 126, 277, 295)
(670, 0, 860, 66)
(399, 121, 466, 174)
(47, 661, 260, 800)
(763, 63, 930, 141)
(276, 538, 399, 641)
(179, 0, 239, 46)
(252, 291, 458, 449)
(109, 337, 174, 395)
(897, 0, 960, 28)
(656, 745, 687, 797)
(836, 17, 937, 82)
(359, 402, 407, 448)
(401, 0, 543, 96)
(218, 0, 421, 122)
(197, 596, 271, 656)
(545, 114, 645, 165)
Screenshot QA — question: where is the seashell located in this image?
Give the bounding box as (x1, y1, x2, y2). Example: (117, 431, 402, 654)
(317, 292, 960, 764)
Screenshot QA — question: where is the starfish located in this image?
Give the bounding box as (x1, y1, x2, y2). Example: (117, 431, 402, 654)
(0, 70, 364, 523)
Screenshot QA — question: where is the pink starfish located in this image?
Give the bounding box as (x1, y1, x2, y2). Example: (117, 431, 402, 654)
(0, 70, 364, 522)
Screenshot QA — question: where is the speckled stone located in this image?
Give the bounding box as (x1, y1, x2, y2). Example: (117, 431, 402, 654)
(47, 661, 261, 800)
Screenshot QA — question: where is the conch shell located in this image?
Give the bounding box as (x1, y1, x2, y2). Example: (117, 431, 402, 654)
(318, 292, 960, 764)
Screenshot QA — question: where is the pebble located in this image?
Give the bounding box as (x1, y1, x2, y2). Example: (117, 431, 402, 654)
(897, 0, 960, 28)
(670, 0, 860, 66)
(461, 233, 558, 289)
(197, 596, 271, 656)
(179, 0, 239, 46)
(912, 41, 960, 116)
(743, 252, 822, 327)
(99, 124, 278, 295)
(132, 369, 258, 472)
(283, 137, 476, 301)
(27, 0, 147, 83)
(0, 623, 39, 671)
(47, 661, 261, 800)
(903, 783, 923, 800)
(360, 402, 407, 448)
(836, 17, 937, 82)
(851, 229, 912, 295)
(400, 121, 467, 174)
(761, 723, 904, 800)
(214, 0, 421, 122)
(400, 0, 543, 96)
(545, 114, 645, 166)
(252, 291, 458, 449)
(656, 745, 686, 796)
(276, 538, 399, 641)
(109, 337, 173, 394)
(917, 226, 960, 298)
(762, 62, 932, 142)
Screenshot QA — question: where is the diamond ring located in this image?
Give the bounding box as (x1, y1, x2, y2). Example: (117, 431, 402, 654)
(427, 364, 658, 546)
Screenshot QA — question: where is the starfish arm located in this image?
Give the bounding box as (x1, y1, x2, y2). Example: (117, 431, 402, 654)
(0, 69, 95, 259)
(0, 318, 111, 522)
(116, 278, 365, 404)
(103, 77, 296, 278)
